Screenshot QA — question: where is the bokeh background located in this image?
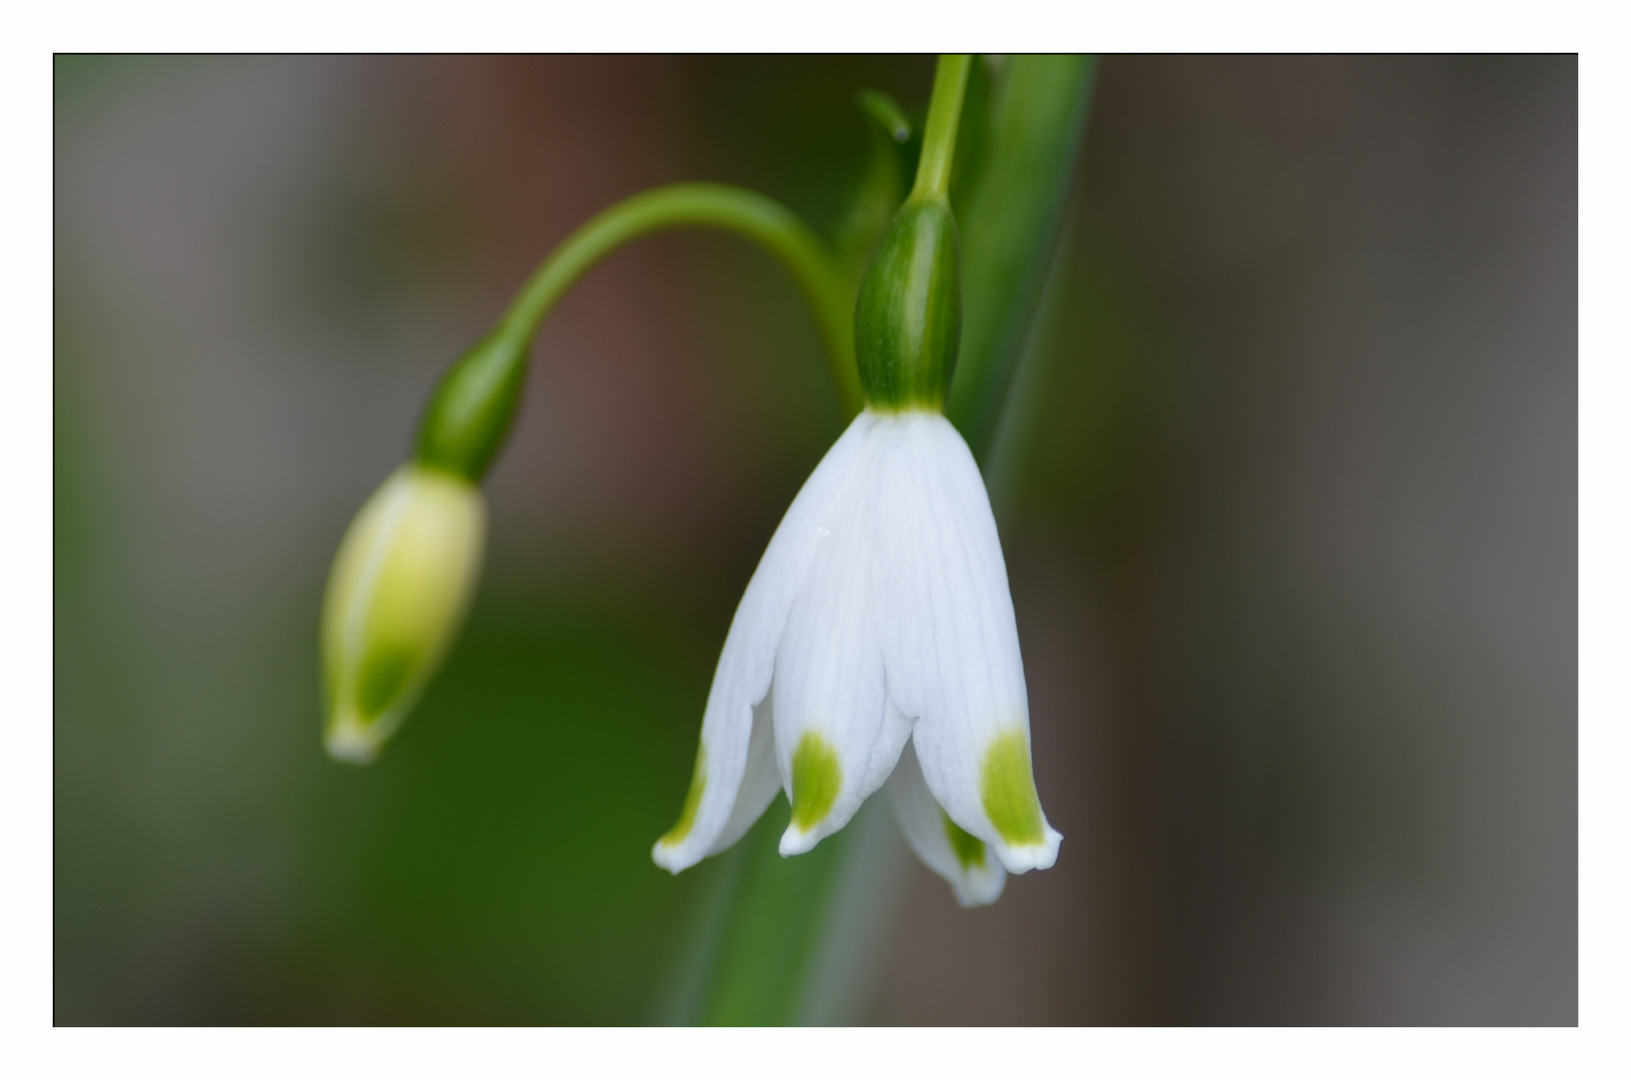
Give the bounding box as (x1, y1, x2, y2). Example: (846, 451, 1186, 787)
(55, 55, 1576, 1025)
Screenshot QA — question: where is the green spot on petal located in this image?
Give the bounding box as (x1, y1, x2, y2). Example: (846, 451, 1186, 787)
(790, 731, 842, 833)
(660, 742, 707, 847)
(942, 811, 986, 871)
(980, 729, 1046, 846)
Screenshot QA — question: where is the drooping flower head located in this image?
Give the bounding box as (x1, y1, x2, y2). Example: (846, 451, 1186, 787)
(653, 195, 1061, 906)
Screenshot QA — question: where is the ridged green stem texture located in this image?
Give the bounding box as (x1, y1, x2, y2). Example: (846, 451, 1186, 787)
(853, 200, 962, 409)
(852, 55, 971, 411)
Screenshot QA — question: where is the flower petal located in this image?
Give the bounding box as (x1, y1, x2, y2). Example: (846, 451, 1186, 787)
(772, 422, 911, 856)
(870, 412, 1062, 875)
(887, 735, 1005, 907)
(653, 411, 880, 873)
(709, 694, 780, 855)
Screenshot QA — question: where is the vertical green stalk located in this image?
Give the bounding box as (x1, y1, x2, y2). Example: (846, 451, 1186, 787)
(911, 55, 972, 203)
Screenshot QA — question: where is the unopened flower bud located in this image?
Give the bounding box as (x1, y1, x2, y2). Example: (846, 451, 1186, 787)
(321, 464, 485, 763)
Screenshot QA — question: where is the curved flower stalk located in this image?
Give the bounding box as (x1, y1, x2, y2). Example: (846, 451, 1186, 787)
(654, 56, 1061, 906)
(317, 184, 855, 763)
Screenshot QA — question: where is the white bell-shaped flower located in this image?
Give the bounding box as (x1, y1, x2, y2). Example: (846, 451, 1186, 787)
(652, 407, 1061, 906)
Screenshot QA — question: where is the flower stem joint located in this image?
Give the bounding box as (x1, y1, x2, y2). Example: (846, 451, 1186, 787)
(415, 329, 530, 482)
(853, 197, 961, 411)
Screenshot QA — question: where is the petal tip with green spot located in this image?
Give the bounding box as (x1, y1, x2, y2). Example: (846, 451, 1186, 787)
(652, 743, 709, 874)
(979, 728, 1062, 873)
(779, 731, 843, 856)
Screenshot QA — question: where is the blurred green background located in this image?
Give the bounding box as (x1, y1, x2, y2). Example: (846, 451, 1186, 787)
(55, 56, 1575, 1024)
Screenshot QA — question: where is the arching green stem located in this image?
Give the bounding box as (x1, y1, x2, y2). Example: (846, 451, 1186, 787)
(417, 183, 859, 480)
(505, 184, 855, 388)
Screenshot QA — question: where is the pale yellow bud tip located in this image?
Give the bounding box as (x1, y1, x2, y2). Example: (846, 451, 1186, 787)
(324, 713, 387, 765)
(320, 464, 486, 764)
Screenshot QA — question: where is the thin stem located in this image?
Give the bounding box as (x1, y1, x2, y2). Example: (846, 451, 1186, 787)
(909, 55, 973, 204)
(500, 183, 861, 414)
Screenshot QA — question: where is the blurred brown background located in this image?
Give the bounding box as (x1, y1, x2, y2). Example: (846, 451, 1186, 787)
(55, 55, 1576, 1025)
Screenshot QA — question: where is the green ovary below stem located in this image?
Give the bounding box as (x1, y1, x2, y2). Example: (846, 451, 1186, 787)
(789, 731, 842, 832)
(980, 729, 1046, 846)
(661, 742, 707, 847)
